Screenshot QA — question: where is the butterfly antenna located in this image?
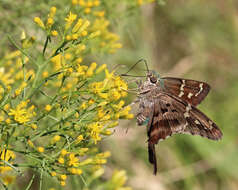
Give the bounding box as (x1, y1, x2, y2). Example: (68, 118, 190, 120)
(142, 59, 149, 73)
(121, 59, 148, 76)
(112, 64, 127, 71)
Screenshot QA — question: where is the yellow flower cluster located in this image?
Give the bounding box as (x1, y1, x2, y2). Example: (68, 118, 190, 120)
(0, 0, 155, 187)
(106, 170, 132, 190)
(0, 149, 16, 185)
(8, 100, 36, 124)
(90, 18, 122, 53)
(72, 0, 100, 15)
(89, 69, 128, 101)
(34, 6, 122, 56)
(34, 6, 58, 36)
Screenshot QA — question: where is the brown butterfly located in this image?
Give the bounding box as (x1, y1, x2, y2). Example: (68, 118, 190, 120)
(136, 71, 222, 175)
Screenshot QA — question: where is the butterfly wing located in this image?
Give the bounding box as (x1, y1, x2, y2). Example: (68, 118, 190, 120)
(149, 92, 222, 145)
(162, 77, 210, 106)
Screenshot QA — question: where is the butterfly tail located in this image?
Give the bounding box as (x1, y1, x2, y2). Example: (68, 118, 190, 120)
(148, 142, 157, 175)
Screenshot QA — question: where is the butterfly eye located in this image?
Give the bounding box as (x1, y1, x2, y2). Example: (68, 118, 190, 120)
(150, 76, 157, 83)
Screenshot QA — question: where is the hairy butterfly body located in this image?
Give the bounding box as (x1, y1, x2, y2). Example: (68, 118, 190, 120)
(136, 72, 222, 175)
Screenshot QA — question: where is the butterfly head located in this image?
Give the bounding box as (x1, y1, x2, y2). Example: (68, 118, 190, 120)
(147, 71, 160, 84)
(138, 71, 163, 94)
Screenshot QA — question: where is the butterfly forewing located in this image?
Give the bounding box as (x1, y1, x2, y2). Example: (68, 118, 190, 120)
(162, 77, 210, 106)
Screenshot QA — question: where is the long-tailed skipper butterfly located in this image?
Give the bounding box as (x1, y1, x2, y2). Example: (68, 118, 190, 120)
(122, 60, 223, 175)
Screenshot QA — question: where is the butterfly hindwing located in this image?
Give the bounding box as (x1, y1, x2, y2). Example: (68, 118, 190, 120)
(162, 77, 210, 106)
(148, 92, 222, 145)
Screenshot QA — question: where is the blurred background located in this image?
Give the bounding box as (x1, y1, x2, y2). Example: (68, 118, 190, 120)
(1, 0, 238, 189)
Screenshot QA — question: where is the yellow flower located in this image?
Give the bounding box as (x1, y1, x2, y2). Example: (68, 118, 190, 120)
(60, 181, 66, 186)
(79, 158, 93, 166)
(72, 0, 78, 5)
(80, 102, 87, 110)
(42, 71, 49, 78)
(68, 153, 79, 167)
(3, 104, 10, 111)
(77, 20, 90, 34)
(97, 151, 111, 158)
(76, 135, 84, 143)
(72, 33, 78, 40)
(93, 0, 100, 6)
(69, 168, 77, 174)
(86, 62, 97, 77)
(60, 174, 67, 180)
(76, 64, 88, 76)
(96, 64, 106, 74)
(88, 122, 102, 144)
(47, 18, 54, 27)
(5, 118, 11, 124)
(81, 30, 88, 36)
(111, 170, 129, 188)
(50, 6, 57, 17)
(0, 149, 16, 174)
(88, 30, 101, 39)
(84, 7, 91, 14)
(31, 123, 38, 130)
(94, 158, 107, 164)
(79, 0, 85, 6)
(76, 57, 83, 63)
(58, 157, 65, 164)
(105, 69, 114, 80)
(88, 99, 95, 105)
(94, 11, 105, 17)
(51, 30, 58, 36)
(65, 12, 77, 30)
(72, 18, 83, 33)
(76, 169, 83, 175)
(37, 147, 44, 153)
(103, 129, 112, 135)
(51, 171, 57, 177)
(9, 100, 35, 124)
(61, 149, 68, 156)
(2, 175, 15, 185)
(34, 17, 45, 28)
(52, 135, 61, 143)
(109, 89, 121, 101)
(27, 140, 34, 148)
(45, 104, 52, 112)
(118, 106, 134, 119)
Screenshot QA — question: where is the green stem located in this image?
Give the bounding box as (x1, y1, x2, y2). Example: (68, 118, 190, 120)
(7, 35, 36, 67)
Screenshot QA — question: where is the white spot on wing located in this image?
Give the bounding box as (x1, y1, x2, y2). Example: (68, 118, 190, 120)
(178, 80, 185, 97)
(184, 104, 191, 118)
(208, 120, 213, 129)
(195, 120, 200, 124)
(180, 80, 185, 91)
(187, 92, 193, 99)
(195, 83, 204, 97)
(178, 91, 184, 97)
(184, 112, 190, 118)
